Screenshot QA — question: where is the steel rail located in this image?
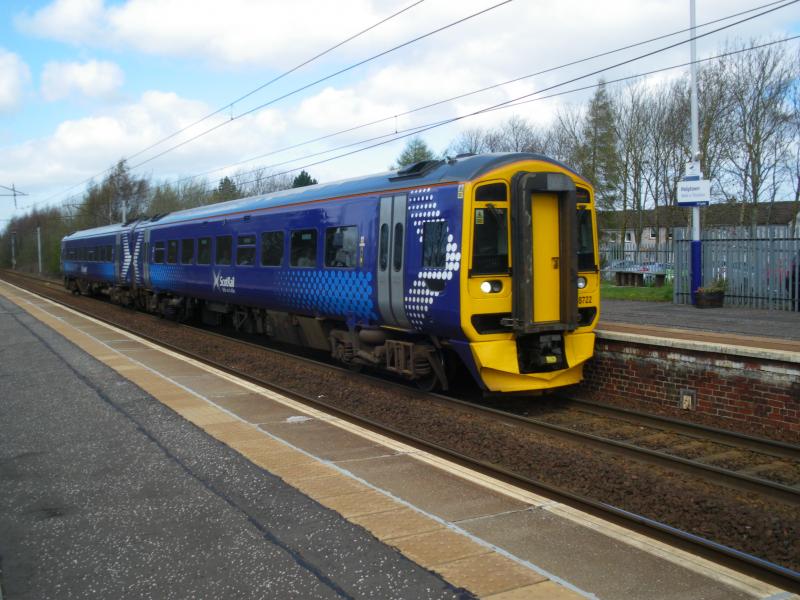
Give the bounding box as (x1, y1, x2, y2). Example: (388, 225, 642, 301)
(2, 270, 799, 592)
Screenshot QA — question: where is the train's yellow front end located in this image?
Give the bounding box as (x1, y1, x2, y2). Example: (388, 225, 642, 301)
(459, 158, 599, 393)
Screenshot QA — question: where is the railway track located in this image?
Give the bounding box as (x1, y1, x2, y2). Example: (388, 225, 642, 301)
(3, 269, 799, 592)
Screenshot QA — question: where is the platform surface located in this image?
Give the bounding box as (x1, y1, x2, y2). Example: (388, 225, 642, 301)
(600, 299, 800, 354)
(0, 280, 792, 600)
(0, 297, 468, 599)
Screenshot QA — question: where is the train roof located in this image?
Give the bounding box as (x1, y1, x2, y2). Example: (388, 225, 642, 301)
(64, 152, 581, 239)
(147, 152, 580, 227)
(62, 221, 137, 241)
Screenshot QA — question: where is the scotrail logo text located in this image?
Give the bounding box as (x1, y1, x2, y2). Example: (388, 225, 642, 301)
(213, 271, 236, 294)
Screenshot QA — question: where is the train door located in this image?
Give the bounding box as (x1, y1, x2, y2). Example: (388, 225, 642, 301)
(510, 172, 578, 333)
(377, 194, 412, 328)
(141, 228, 151, 288)
(115, 233, 122, 285)
(531, 193, 561, 323)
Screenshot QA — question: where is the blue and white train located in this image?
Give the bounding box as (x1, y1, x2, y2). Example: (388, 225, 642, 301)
(62, 153, 600, 393)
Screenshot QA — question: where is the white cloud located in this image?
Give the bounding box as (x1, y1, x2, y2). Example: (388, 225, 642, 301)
(0, 90, 291, 210)
(41, 60, 125, 101)
(15, 0, 105, 45)
(0, 49, 31, 113)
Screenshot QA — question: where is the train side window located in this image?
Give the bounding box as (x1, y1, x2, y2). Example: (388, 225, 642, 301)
(392, 223, 403, 272)
(422, 221, 447, 268)
(153, 241, 165, 264)
(197, 237, 211, 265)
(88, 247, 96, 262)
(325, 226, 357, 268)
(261, 231, 284, 267)
(216, 235, 232, 266)
(290, 229, 317, 268)
(475, 182, 508, 203)
(237, 234, 256, 266)
(181, 239, 194, 264)
(167, 240, 178, 264)
(379, 224, 389, 271)
(106, 245, 113, 261)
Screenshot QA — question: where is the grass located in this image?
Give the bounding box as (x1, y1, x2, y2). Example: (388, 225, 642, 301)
(600, 281, 674, 302)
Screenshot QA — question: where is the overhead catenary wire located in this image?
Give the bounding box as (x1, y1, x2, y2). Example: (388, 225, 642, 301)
(27, 0, 429, 210)
(226, 38, 799, 189)
(22, 0, 797, 213)
(162, 0, 800, 189)
(45, 43, 800, 216)
(52, 33, 792, 210)
(126, 0, 515, 172)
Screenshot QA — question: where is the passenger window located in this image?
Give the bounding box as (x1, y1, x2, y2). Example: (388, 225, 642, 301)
(422, 221, 448, 268)
(472, 206, 509, 274)
(261, 231, 284, 267)
(216, 235, 232, 265)
(197, 237, 211, 265)
(325, 226, 358, 268)
(153, 241, 165, 264)
(392, 223, 403, 272)
(237, 234, 256, 266)
(167, 240, 178, 264)
(290, 229, 317, 267)
(181, 239, 194, 264)
(475, 182, 508, 203)
(379, 224, 389, 271)
(107, 246, 113, 261)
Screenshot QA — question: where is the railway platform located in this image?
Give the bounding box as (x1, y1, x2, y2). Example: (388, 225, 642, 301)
(581, 299, 800, 442)
(0, 280, 792, 599)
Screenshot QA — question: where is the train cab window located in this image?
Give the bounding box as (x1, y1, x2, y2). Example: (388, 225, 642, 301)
(261, 231, 284, 267)
(392, 223, 403, 272)
(153, 241, 165, 264)
(197, 237, 211, 265)
(167, 240, 178, 264)
(216, 235, 232, 265)
(576, 189, 596, 271)
(237, 234, 256, 266)
(472, 206, 508, 274)
(181, 239, 194, 264)
(475, 182, 508, 203)
(422, 221, 448, 268)
(379, 224, 389, 271)
(290, 229, 317, 268)
(325, 226, 358, 268)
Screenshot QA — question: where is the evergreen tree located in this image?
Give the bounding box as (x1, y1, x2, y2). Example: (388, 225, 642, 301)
(394, 137, 435, 168)
(214, 176, 241, 201)
(291, 170, 318, 188)
(576, 81, 621, 210)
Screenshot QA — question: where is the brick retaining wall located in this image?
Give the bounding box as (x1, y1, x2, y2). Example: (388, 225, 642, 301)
(573, 337, 800, 443)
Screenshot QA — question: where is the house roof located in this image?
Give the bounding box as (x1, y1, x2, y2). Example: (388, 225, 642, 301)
(598, 201, 800, 230)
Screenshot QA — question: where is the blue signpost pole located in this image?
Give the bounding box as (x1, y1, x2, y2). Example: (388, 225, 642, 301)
(691, 238, 702, 304)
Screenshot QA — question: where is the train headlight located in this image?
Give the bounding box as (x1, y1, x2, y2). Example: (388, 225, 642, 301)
(577, 276, 587, 289)
(480, 280, 503, 293)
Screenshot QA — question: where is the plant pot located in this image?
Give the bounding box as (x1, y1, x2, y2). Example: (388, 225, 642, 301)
(695, 291, 724, 308)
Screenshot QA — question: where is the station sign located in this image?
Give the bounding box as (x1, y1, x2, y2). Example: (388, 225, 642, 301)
(677, 179, 710, 206)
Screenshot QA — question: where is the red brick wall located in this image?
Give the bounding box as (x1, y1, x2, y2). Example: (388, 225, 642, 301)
(573, 338, 800, 443)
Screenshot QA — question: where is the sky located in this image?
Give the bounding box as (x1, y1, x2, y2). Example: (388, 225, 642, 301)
(0, 0, 798, 225)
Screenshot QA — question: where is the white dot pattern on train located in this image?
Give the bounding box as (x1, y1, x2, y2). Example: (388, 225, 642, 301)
(405, 187, 460, 330)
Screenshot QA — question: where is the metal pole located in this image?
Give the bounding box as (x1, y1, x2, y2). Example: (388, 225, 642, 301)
(688, 0, 703, 304)
(37, 225, 43, 274)
(11, 230, 16, 270)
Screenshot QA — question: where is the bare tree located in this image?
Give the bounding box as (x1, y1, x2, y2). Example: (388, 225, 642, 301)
(720, 41, 795, 228)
